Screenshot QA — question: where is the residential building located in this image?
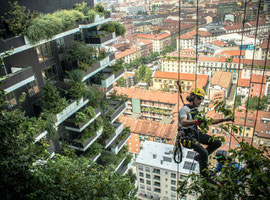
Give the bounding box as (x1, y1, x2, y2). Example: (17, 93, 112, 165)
(253, 111, 270, 146)
(209, 71, 232, 100)
(134, 22, 153, 33)
(137, 39, 153, 57)
(138, 32, 171, 53)
(153, 71, 209, 94)
(259, 39, 270, 61)
(128, 5, 145, 16)
(178, 30, 215, 50)
(136, 141, 198, 200)
(115, 46, 141, 64)
(0, 0, 130, 174)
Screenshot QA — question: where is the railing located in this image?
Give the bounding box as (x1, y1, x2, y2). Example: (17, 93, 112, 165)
(105, 123, 123, 148)
(55, 97, 89, 126)
(85, 32, 115, 44)
(0, 36, 26, 52)
(107, 100, 128, 123)
(114, 157, 126, 172)
(68, 128, 103, 151)
(111, 132, 131, 154)
(65, 108, 101, 132)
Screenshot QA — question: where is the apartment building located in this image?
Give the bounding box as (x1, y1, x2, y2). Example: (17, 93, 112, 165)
(153, 71, 209, 94)
(177, 30, 215, 50)
(115, 46, 141, 64)
(161, 51, 196, 74)
(253, 111, 270, 146)
(137, 32, 171, 53)
(136, 141, 198, 200)
(0, 0, 130, 174)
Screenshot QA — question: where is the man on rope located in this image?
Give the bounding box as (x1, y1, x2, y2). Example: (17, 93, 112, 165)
(179, 88, 233, 179)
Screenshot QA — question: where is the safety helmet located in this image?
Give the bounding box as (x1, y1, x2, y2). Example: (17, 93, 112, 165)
(190, 88, 205, 98)
(215, 150, 227, 161)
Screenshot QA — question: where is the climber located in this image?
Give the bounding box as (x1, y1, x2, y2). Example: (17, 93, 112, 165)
(178, 88, 233, 178)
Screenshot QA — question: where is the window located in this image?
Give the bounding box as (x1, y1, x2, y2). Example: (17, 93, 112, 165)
(183, 161, 196, 170)
(153, 169, 160, 174)
(171, 186, 176, 191)
(36, 43, 53, 62)
(5, 92, 17, 108)
(140, 184, 145, 189)
(171, 192, 176, 198)
(171, 173, 176, 178)
(42, 64, 58, 83)
(139, 172, 144, 177)
(146, 180, 151, 185)
(26, 80, 39, 97)
(56, 38, 65, 53)
(146, 174, 151, 179)
(154, 188, 161, 193)
(171, 180, 176, 185)
(145, 167, 150, 172)
(147, 186, 151, 191)
(186, 151, 196, 159)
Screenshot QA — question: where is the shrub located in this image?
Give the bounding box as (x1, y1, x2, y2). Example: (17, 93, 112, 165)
(74, 112, 88, 125)
(66, 70, 88, 100)
(84, 106, 96, 118)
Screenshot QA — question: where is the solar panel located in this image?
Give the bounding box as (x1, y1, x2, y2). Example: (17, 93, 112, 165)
(183, 161, 196, 170)
(186, 151, 196, 159)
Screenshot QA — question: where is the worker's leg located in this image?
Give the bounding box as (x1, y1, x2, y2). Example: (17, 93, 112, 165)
(198, 132, 222, 155)
(192, 142, 209, 177)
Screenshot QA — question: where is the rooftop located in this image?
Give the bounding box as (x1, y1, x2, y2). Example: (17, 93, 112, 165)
(136, 140, 199, 173)
(154, 71, 209, 82)
(211, 71, 232, 89)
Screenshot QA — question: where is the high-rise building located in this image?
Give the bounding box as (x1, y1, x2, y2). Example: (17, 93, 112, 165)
(0, 0, 131, 174)
(136, 140, 198, 200)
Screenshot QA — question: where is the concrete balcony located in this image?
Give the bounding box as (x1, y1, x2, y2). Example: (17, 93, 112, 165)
(93, 73, 115, 89)
(55, 97, 89, 126)
(116, 156, 133, 175)
(105, 123, 123, 148)
(0, 66, 35, 93)
(82, 53, 115, 81)
(0, 35, 26, 53)
(91, 153, 101, 162)
(106, 100, 127, 123)
(65, 108, 101, 132)
(115, 157, 126, 172)
(34, 130, 48, 143)
(114, 68, 125, 82)
(110, 132, 131, 154)
(68, 128, 103, 151)
(85, 32, 119, 47)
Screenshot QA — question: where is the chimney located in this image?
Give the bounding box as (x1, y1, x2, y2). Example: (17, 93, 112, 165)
(153, 154, 157, 159)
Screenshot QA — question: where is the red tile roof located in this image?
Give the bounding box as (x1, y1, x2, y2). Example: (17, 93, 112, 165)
(115, 46, 138, 59)
(153, 71, 209, 82)
(180, 30, 212, 40)
(199, 56, 226, 62)
(259, 39, 269, 49)
(255, 111, 270, 138)
(211, 71, 232, 89)
(137, 32, 171, 40)
(209, 40, 226, 47)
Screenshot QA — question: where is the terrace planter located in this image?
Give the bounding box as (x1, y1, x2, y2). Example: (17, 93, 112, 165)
(68, 128, 103, 151)
(65, 108, 101, 132)
(85, 32, 115, 44)
(105, 123, 123, 148)
(0, 35, 26, 52)
(106, 100, 127, 122)
(111, 132, 131, 154)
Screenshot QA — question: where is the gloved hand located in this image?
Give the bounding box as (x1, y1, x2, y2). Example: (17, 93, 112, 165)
(195, 119, 203, 126)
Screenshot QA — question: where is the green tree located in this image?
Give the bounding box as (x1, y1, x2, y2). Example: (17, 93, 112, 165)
(246, 95, 268, 111)
(144, 67, 152, 86)
(42, 81, 68, 114)
(235, 95, 242, 108)
(66, 70, 88, 100)
(100, 21, 126, 36)
(138, 65, 146, 81)
(117, 77, 125, 87)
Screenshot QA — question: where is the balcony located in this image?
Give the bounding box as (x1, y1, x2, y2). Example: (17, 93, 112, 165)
(92, 72, 115, 89)
(114, 68, 125, 82)
(153, 176, 160, 181)
(55, 97, 89, 126)
(82, 53, 115, 81)
(115, 157, 126, 172)
(116, 154, 133, 175)
(0, 66, 35, 93)
(67, 127, 103, 151)
(106, 100, 127, 123)
(0, 35, 26, 52)
(110, 131, 131, 154)
(65, 108, 101, 132)
(105, 123, 123, 148)
(34, 130, 48, 143)
(85, 31, 119, 47)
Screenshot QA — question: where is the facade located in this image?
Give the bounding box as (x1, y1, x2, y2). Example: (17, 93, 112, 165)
(138, 32, 171, 53)
(136, 141, 198, 200)
(153, 71, 209, 94)
(115, 46, 141, 64)
(209, 71, 232, 100)
(128, 6, 145, 15)
(253, 111, 270, 146)
(0, 0, 131, 174)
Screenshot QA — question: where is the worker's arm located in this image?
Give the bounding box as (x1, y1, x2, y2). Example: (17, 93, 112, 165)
(181, 117, 198, 127)
(212, 116, 233, 125)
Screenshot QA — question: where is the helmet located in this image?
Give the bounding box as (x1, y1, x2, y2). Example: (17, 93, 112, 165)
(190, 88, 205, 98)
(216, 150, 227, 161)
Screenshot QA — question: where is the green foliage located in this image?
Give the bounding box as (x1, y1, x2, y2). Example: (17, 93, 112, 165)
(117, 77, 125, 87)
(66, 70, 88, 100)
(26, 10, 83, 44)
(85, 141, 103, 157)
(98, 49, 106, 60)
(66, 41, 97, 66)
(74, 111, 88, 124)
(87, 86, 105, 108)
(42, 81, 68, 114)
(78, 61, 90, 71)
(74, 1, 89, 15)
(100, 21, 126, 36)
(94, 3, 106, 15)
(5, 1, 37, 35)
(160, 43, 177, 56)
(126, 169, 137, 184)
(235, 95, 242, 108)
(177, 142, 270, 200)
(80, 126, 95, 143)
(123, 154, 133, 166)
(111, 59, 124, 72)
(144, 67, 153, 86)
(246, 95, 268, 111)
(84, 105, 96, 118)
(30, 155, 137, 199)
(125, 52, 159, 71)
(108, 90, 129, 102)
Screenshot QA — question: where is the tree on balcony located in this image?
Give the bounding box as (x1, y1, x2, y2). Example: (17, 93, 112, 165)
(42, 81, 68, 114)
(112, 59, 124, 72)
(87, 86, 105, 108)
(100, 21, 126, 36)
(66, 70, 88, 100)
